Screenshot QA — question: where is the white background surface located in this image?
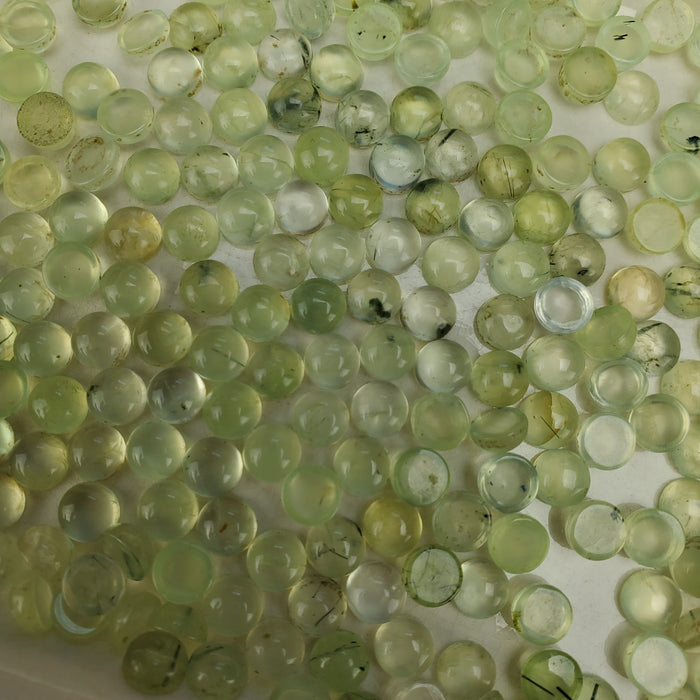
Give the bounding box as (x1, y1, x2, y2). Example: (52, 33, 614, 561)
(0, 0, 699, 698)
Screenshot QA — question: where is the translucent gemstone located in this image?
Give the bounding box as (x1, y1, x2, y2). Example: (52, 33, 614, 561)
(291, 278, 346, 334)
(305, 333, 359, 389)
(42, 242, 101, 301)
(578, 413, 636, 470)
(390, 86, 443, 141)
(596, 15, 651, 69)
(487, 512, 549, 573)
(593, 137, 650, 192)
(152, 541, 213, 605)
(360, 324, 416, 381)
(394, 33, 450, 86)
(391, 448, 449, 506)
(641, 0, 695, 53)
(524, 335, 586, 391)
(477, 453, 538, 512)
(401, 286, 457, 341)
(532, 5, 585, 56)
(288, 574, 346, 635)
(305, 515, 366, 577)
(495, 90, 551, 147)
(132, 310, 192, 367)
(169, 2, 221, 53)
(588, 357, 648, 411)
(549, 233, 606, 286)
(532, 135, 591, 191)
(154, 96, 212, 155)
(444, 81, 496, 135)
(122, 631, 188, 695)
(97, 88, 154, 145)
(100, 261, 160, 318)
(346, 3, 402, 61)
(100, 523, 157, 582)
(218, 187, 275, 246)
(58, 482, 120, 543)
(428, 1, 482, 57)
(604, 70, 659, 125)
(117, 9, 169, 55)
(65, 134, 121, 192)
(246, 529, 306, 592)
(572, 185, 628, 239)
(369, 135, 424, 193)
(126, 421, 186, 480)
(0, 48, 49, 103)
(362, 496, 422, 558)
(329, 174, 383, 230)
(239, 134, 293, 193)
(147, 367, 206, 424)
(72, 0, 126, 27)
(626, 197, 685, 254)
(564, 499, 626, 560)
(16, 91, 75, 151)
(308, 630, 369, 692)
(664, 265, 700, 319)
(103, 207, 162, 263)
(138, 479, 199, 541)
(123, 148, 180, 205)
(351, 380, 408, 436)
(648, 152, 700, 205)
(286, 0, 335, 40)
(489, 240, 550, 297)
(335, 90, 389, 147)
(575, 305, 637, 360)
(47, 190, 108, 245)
(290, 390, 348, 446)
(470, 407, 528, 452)
(28, 376, 88, 434)
(179, 259, 238, 316)
(257, 28, 311, 81)
(470, 350, 529, 407)
(630, 393, 690, 452)
(521, 649, 582, 700)
(246, 617, 304, 681)
(660, 101, 700, 154)
(0, 474, 25, 529)
(203, 35, 257, 89)
(62, 552, 125, 618)
(533, 277, 593, 333)
(147, 47, 203, 99)
(482, 0, 532, 48)
(275, 180, 328, 235)
(559, 45, 617, 103)
(402, 545, 461, 607)
(267, 77, 321, 133)
(624, 508, 685, 568)
(373, 616, 433, 679)
(415, 339, 471, 393)
(310, 224, 365, 283)
(425, 129, 478, 183)
(0, 267, 54, 323)
(623, 633, 688, 697)
(511, 583, 572, 645)
(309, 43, 363, 102)
(533, 449, 589, 507)
(0, 0, 56, 53)
(14, 320, 72, 377)
(453, 559, 508, 618)
(3, 154, 61, 211)
(186, 644, 248, 700)
(405, 179, 460, 236)
(184, 437, 243, 497)
(495, 39, 549, 92)
(87, 367, 147, 426)
(211, 88, 267, 145)
(432, 491, 491, 551)
(458, 197, 514, 251)
(202, 380, 262, 440)
(181, 146, 238, 201)
(68, 423, 125, 481)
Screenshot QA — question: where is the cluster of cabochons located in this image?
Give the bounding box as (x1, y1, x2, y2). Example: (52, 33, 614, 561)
(0, 0, 699, 698)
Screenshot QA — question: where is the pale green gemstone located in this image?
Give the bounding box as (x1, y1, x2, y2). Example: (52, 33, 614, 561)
(550, 233, 606, 285)
(183, 438, 243, 498)
(17, 91, 75, 151)
(345, 560, 406, 623)
(458, 198, 514, 252)
(660, 102, 700, 154)
(62, 62, 119, 119)
(394, 33, 450, 86)
(572, 0, 620, 26)
(290, 390, 348, 446)
(0, 473, 25, 529)
(9, 432, 68, 492)
(604, 70, 659, 125)
(189, 325, 249, 381)
(410, 393, 469, 450)
(122, 630, 188, 695)
(309, 44, 363, 102)
(0, 0, 56, 53)
(487, 512, 549, 573)
(360, 324, 416, 382)
(374, 615, 433, 679)
(275, 180, 328, 235)
(65, 134, 121, 192)
(624, 507, 685, 567)
(137, 478, 199, 541)
(47, 191, 108, 245)
(147, 47, 203, 99)
(671, 607, 700, 652)
(332, 436, 389, 497)
(305, 515, 366, 577)
(153, 96, 212, 155)
(0, 212, 52, 267)
(630, 393, 690, 452)
(596, 15, 650, 70)
(186, 644, 248, 699)
(303, 333, 358, 389)
(211, 88, 267, 145)
(246, 529, 307, 592)
(477, 144, 532, 199)
(470, 407, 527, 452)
(351, 380, 408, 437)
(181, 146, 239, 201)
(68, 423, 125, 481)
(218, 187, 275, 246)
(0, 49, 49, 103)
(258, 28, 310, 81)
(0, 267, 54, 323)
(133, 310, 192, 367)
(415, 339, 471, 393)
(328, 174, 383, 230)
(14, 320, 71, 377)
(152, 541, 213, 605)
(288, 574, 346, 635)
(100, 523, 157, 582)
(443, 81, 496, 135)
(436, 641, 496, 698)
(512, 583, 572, 645)
(202, 380, 262, 440)
(641, 0, 695, 53)
(519, 390, 578, 448)
(669, 538, 700, 596)
(62, 551, 125, 619)
(169, 2, 221, 52)
(532, 5, 585, 56)
(179, 259, 238, 316)
(147, 367, 206, 424)
(575, 305, 637, 360)
(294, 126, 349, 187)
(290, 278, 344, 335)
(72, 0, 126, 27)
(532, 135, 591, 191)
(267, 76, 321, 133)
(533, 449, 589, 506)
(402, 545, 461, 607)
(474, 294, 535, 350)
(525, 335, 586, 391)
(9, 573, 53, 634)
(470, 350, 529, 407)
(203, 34, 257, 90)
(495, 40, 549, 92)
(384, 0, 430, 30)
(405, 179, 460, 236)
(593, 137, 650, 192)
(619, 569, 682, 632)
(346, 3, 402, 61)
(432, 491, 491, 552)
(309, 630, 369, 692)
(391, 447, 449, 506)
(163, 206, 219, 261)
(286, 0, 335, 39)
(196, 494, 257, 556)
(87, 367, 147, 425)
(335, 90, 390, 148)
(97, 89, 154, 145)
(495, 89, 551, 147)
(100, 261, 160, 318)
(238, 134, 293, 194)
(390, 86, 443, 142)
(670, 417, 700, 478)
(149, 602, 207, 645)
(310, 224, 365, 283)
(221, 0, 276, 44)
(0, 532, 33, 590)
(246, 617, 304, 680)
(3, 154, 61, 211)
(578, 413, 636, 469)
(490, 241, 550, 297)
(624, 634, 689, 697)
(559, 45, 617, 104)
(428, 1, 482, 57)
(58, 482, 120, 543)
(362, 496, 421, 558)
(123, 148, 180, 205)
(565, 499, 626, 560)
(626, 197, 685, 254)
(42, 242, 100, 301)
(425, 129, 478, 183)
(664, 265, 700, 319)
(521, 649, 582, 700)
(370, 135, 425, 193)
(117, 8, 169, 55)
(648, 152, 700, 205)
(28, 376, 87, 434)
(589, 357, 648, 411)
(245, 341, 304, 399)
(482, 0, 532, 49)
(105, 206, 162, 262)
(478, 452, 537, 512)
(253, 234, 308, 291)
(126, 420, 186, 480)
